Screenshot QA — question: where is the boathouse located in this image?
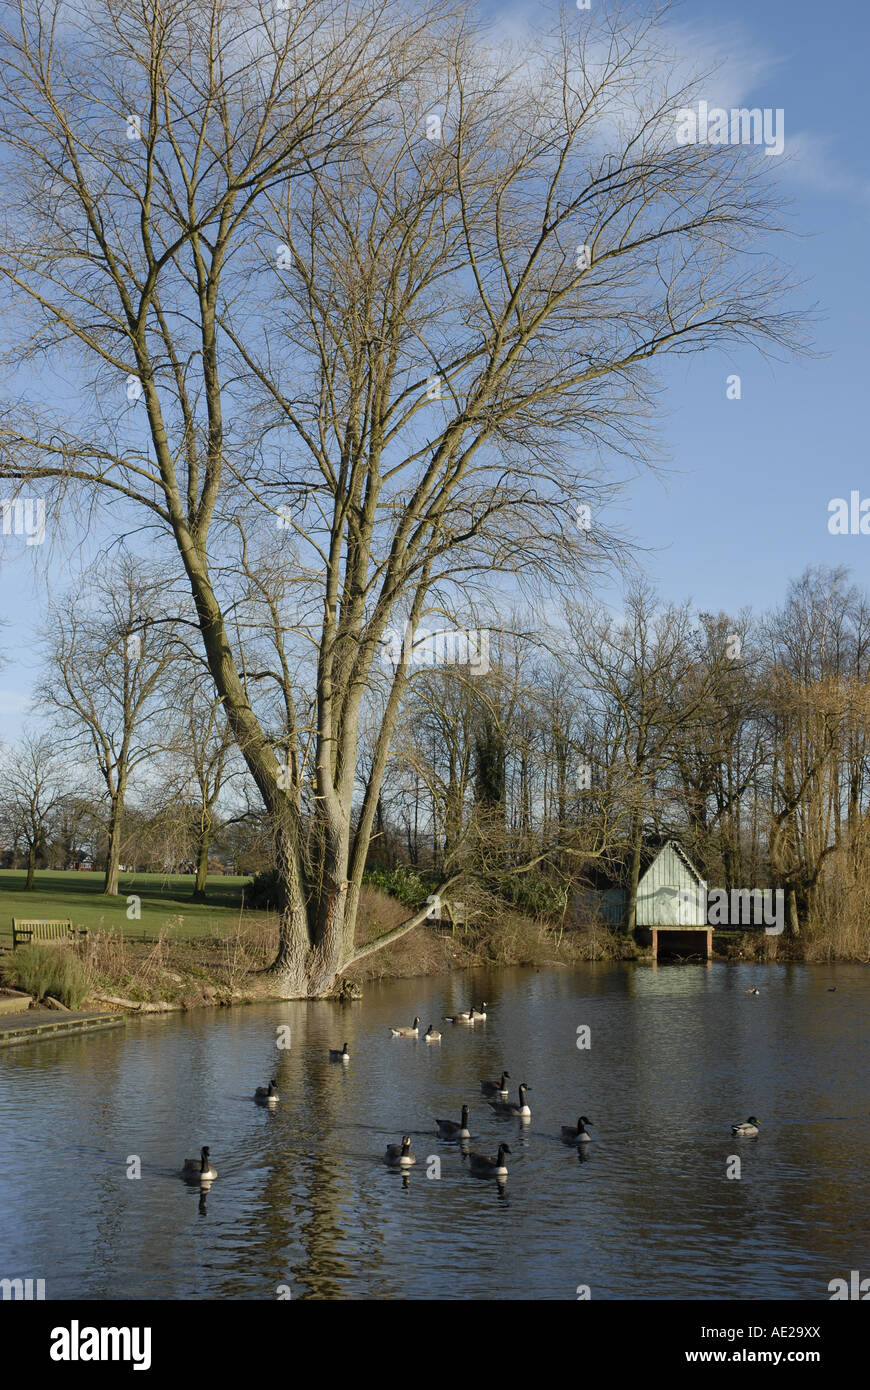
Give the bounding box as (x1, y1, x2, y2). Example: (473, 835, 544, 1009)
(636, 839, 710, 960)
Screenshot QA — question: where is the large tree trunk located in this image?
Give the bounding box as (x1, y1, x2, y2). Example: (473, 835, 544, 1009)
(787, 885, 800, 938)
(625, 808, 643, 934)
(192, 820, 211, 901)
(25, 843, 36, 890)
(103, 790, 124, 896)
(257, 813, 349, 997)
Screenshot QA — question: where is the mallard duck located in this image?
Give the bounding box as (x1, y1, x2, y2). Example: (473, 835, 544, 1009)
(471, 1002, 488, 1020)
(424, 1025, 441, 1042)
(561, 1115, 593, 1143)
(255, 1080, 280, 1104)
(435, 1105, 470, 1139)
(389, 1017, 420, 1037)
(731, 1116, 761, 1136)
(182, 1146, 217, 1181)
(443, 1008, 475, 1024)
(384, 1136, 416, 1166)
(480, 1070, 510, 1098)
(328, 1043, 350, 1061)
(466, 1143, 511, 1177)
(489, 1083, 531, 1118)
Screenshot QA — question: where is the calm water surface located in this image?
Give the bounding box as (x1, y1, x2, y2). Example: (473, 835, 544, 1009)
(1, 963, 868, 1300)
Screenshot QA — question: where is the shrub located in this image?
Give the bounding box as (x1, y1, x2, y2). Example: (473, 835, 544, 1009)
(362, 865, 435, 910)
(491, 873, 568, 922)
(245, 868, 280, 910)
(2, 944, 90, 1009)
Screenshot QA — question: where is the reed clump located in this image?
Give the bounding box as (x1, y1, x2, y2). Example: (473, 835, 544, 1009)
(1, 943, 90, 1009)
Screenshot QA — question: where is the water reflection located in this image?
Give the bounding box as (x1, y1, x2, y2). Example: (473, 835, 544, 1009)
(1, 963, 867, 1299)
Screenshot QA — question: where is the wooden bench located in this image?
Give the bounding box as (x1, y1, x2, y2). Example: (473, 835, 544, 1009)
(11, 919, 86, 950)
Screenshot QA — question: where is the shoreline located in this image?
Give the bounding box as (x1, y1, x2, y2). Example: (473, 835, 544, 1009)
(46, 942, 870, 1019)
(3, 902, 866, 1024)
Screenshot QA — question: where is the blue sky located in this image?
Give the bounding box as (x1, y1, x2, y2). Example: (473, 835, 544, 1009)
(1, 0, 868, 739)
(614, 0, 870, 617)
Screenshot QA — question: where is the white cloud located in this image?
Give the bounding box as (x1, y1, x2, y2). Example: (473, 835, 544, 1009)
(779, 130, 870, 204)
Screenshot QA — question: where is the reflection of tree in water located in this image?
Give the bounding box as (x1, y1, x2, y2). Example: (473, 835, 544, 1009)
(208, 1002, 391, 1300)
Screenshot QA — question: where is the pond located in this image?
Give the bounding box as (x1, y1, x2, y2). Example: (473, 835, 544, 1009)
(1, 962, 868, 1299)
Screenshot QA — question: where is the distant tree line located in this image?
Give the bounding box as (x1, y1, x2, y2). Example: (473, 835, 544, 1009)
(369, 566, 870, 944)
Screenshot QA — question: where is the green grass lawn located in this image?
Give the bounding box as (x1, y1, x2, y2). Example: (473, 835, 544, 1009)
(0, 869, 264, 946)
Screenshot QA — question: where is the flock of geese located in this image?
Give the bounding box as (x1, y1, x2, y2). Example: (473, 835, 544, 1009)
(180, 999, 762, 1186)
(383, 1005, 534, 1180)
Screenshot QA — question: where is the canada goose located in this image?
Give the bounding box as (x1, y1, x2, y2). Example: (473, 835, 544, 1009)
(471, 1002, 488, 1020)
(254, 1079, 280, 1104)
(389, 1017, 420, 1037)
(489, 1083, 531, 1118)
(466, 1143, 511, 1177)
(827, 987, 837, 992)
(329, 1043, 351, 1061)
(182, 1146, 217, 1181)
(436, 1105, 470, 1139)
(480, 1071, 510, 1098)
(561, 1116, 593, 1143)
(384, 1136, 416, 1166)
(443, 1008, 475, 1024)
(424, 1025, 441, 1042)
(731, 1116, 761, 1136)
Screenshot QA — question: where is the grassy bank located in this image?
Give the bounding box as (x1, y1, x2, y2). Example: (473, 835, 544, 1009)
(0, 872, 636, 1009)
(0, 869, 262, 947)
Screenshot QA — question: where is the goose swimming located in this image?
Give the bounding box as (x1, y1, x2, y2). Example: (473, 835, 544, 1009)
(384, 1136, 416, 1166)
(389, 1017, 421, 1037)
(182, 1146, 217, 1182)
(561, 1116, 593, 1143)
(480, 1071, 510, 1098)
(489, 1083, 531, 1119)
(466, 1143, 511, 1177)
(435, 1105, 471, 1139)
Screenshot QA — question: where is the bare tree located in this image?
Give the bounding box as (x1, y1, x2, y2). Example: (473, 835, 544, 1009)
(40, 557, 178, 894)
(667, 610, 767, 891)
(0, 731, 67, 887)
(0, 0, 806, 992)
(161, 673, 239, 898)
(568, 585, 730, 930)
(762, 568, 870, 935)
